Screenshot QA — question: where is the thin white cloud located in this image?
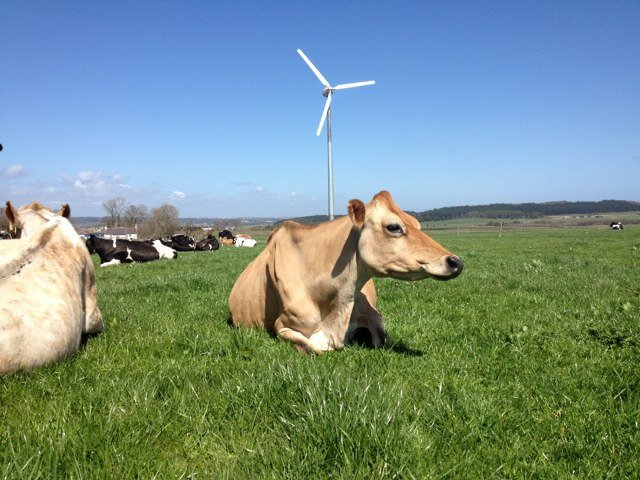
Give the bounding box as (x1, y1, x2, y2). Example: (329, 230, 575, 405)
(1, 164, 26, 178)
(71, 171, 106, 192)
(64, 171, 136, 196)
(3, 167, 324, 217)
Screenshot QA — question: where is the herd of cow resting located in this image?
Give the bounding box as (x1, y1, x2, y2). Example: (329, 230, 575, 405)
(0, 191, 464, 373)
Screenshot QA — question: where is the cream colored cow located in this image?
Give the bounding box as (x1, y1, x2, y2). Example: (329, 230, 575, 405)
(1, 202, 103, 374)
(229, 191, 463, 353)
(5, 201, 70, 238)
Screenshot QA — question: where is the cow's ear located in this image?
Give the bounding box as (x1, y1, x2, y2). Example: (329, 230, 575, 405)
(5, 201, 20, 226)
(59, 204, 71, 218)
(348, 199, 366, 229)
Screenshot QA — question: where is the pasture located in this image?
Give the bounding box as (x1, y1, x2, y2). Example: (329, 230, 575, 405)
(1, 227, 639, 478)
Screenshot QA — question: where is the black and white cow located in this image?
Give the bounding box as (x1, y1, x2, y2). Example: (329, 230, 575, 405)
(234, 236, 257, 247)
(195, 235, 220, 251)
(86, 235, 177, 267)
(159, 234, 196, 251)
(171, 234, 196, 251)
(219, 229, 234, 240)
(610, 222, 624, 230)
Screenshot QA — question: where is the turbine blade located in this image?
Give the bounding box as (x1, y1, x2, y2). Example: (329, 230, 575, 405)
(297, 49, 330, 87)
(316, 92, 332, 136)
(333, 80, 376, 90)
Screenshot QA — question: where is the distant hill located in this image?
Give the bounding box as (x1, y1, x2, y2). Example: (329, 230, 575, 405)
(274, 200, 640, 226)
(416, 200, 640, 222)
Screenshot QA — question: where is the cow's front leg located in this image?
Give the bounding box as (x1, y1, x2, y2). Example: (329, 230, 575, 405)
(274, 313, 330, 354)
(275, 325, 323, 354)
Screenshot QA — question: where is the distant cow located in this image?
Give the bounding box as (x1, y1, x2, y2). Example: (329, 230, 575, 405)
(1, 201, 103, 374)
(171, 234, 196, 251)
(234, 237, 257, 248)
(229, 191, 463, 353)
(219, 229, 234, 240)
(220, 237, 234, 246)
(219, 230, 235, 246)
(158, 234, 195, 251)
(196, 236, 220, 251)
(610, 222, 624, 230)
(86, 235, 177, 267)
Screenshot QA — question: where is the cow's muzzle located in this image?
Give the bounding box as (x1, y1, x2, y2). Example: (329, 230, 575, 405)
(432, 255, 464, 280)
(447, 255, 464, 274)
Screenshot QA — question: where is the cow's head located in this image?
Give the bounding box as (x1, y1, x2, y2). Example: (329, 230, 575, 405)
(5, 201, 71, 238)
(348, 191, 463, 281)
(85, 234, 98, 254)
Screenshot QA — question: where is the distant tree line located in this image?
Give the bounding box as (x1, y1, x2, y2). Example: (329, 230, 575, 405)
(415, 200, 640, 222)
(102, 197, 180, 238)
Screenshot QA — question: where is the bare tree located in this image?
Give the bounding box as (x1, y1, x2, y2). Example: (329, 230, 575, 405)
(123, 204, 149, 227)
(102, 197, 128, 227)
(150, 203, 180, 238)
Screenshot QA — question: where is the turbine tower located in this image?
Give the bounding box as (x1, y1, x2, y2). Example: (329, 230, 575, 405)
(297, 49, 375, 220)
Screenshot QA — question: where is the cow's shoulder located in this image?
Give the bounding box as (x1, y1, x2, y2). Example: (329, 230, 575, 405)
(269, 220, 320, 244)
(39, 218, 87, 261)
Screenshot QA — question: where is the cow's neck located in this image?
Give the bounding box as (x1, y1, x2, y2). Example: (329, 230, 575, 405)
(306, 217, 375, 348)
(317, 216, 371, 300)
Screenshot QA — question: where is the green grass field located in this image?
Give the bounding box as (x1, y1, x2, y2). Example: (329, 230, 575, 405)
(422, 211, 640, 233)
(2, 228, 639, 478)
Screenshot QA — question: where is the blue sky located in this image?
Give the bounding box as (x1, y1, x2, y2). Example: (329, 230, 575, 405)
(2, 1, 639, 218)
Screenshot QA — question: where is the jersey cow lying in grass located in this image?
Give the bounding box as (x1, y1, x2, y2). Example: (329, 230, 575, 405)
(1, 202, 103, 374)
(229, 190, 463, 353)
(86, 235, 177, 267)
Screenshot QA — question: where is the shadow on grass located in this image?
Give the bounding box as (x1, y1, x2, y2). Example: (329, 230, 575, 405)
(390, 340, 424, 357)
(349, 329, 425, 357)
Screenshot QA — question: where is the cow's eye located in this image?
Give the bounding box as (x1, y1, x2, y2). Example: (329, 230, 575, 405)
(386, 223, 403, 235)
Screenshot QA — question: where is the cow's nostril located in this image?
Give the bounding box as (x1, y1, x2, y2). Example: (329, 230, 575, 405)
(446, 256, 464, 272)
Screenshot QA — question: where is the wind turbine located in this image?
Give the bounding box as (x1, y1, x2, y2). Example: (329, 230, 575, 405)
(297, 49, 375, 220)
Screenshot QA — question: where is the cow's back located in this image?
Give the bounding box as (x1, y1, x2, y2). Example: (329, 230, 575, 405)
(0, 219, 102, 373)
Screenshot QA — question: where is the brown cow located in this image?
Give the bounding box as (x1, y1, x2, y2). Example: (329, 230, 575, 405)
(1, 202, 103, 374)
(229, 191, 463, 353)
